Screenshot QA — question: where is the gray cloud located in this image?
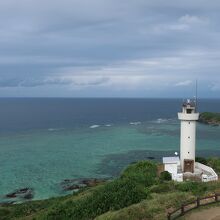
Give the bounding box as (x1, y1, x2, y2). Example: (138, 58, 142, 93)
(0, 0, 220, 97)
(0, 75, 109, 88)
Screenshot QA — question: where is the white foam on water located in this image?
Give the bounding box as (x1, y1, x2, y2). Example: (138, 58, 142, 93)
(90, 125, 100, 129)
(48, 128, 64, 132)
(129, 122, 141, 125)
(105, 124, 112, 127)
(156, 118, 168, 123)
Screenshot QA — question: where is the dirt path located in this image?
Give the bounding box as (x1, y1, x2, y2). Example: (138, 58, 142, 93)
(186, 207, 220, 220)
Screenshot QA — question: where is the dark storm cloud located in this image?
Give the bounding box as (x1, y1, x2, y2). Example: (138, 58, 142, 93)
(0, 0, 220, 97)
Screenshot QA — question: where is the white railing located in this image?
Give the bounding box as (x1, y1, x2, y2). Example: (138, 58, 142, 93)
(195, 162, 218, 182)
(202, 174, 218, 182)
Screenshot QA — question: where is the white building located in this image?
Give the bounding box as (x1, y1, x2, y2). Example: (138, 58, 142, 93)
(163, 99, 218, 182)
(162, 157, 183, 182)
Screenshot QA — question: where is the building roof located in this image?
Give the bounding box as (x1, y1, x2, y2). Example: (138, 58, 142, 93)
(163, 157, 180, 164)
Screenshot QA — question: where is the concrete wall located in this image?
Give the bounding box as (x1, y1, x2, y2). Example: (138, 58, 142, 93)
(164, 163, 178, 175)
(173, 173, 183, 182)
(195, 162, 218, 182)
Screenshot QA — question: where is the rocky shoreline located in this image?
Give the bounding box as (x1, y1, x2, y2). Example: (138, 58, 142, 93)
(199, 112, 220, 126)
(0, 178, 108, 205)
(60, 178, 108, 192)
(6, 188, 34, 200)
(0, 188, 34, 205)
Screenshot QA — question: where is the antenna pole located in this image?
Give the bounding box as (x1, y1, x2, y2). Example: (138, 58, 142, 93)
(195, 79, 198, 111)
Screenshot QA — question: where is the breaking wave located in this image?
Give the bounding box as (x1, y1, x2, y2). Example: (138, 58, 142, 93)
(48, 128, 64, 132)
(129, 122, 141, 125)
(156, 118, 168, 123)
(90, 125, 100, 129)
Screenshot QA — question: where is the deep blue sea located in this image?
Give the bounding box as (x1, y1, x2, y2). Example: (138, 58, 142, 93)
(0, 98, 220, 202)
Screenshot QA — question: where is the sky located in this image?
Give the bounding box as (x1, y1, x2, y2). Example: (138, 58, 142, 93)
(0, 0, 220, 98)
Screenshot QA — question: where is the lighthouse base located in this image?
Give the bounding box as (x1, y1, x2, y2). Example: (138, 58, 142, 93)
(183, 159, 194, 173)
(183, 169, 203, 181)
(163, 157, 218, 182)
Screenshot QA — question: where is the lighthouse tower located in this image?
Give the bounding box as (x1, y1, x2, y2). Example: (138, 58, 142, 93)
(163, 98, 218, 182)
(178, 99, 199, 173)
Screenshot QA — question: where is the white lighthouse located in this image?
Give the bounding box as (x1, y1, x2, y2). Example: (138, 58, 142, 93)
(178, 99, 199, 173)
(162, 98, 218, 182)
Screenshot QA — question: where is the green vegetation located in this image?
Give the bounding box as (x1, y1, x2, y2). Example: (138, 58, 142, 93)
(43, 178, 148, 220)
(95, 192, 195, 220)
(121, 160, 158, 186)
(199, 112, 220, 125)
(196, 157, 220, 175)
(43, 161, 157, 220)
(1, 159, 220, 220)
(175, 182, 208, 196)
(159, 171, 172, 182)
(195, 156, 208, 165)
(207, 158, 220, 175)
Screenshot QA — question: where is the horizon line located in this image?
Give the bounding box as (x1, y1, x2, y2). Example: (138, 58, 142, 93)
(0, 97, 219, 99)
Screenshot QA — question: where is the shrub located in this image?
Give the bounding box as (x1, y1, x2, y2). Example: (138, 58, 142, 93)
(200, 112, 220, 122)
(196, 157, 208, 165)
(121, 161, 157, 187)
(0, 208, 10, 219)
(207, 158, 220, 174)
(175, 182, 207, 196)
(159, 171, 172, 181)
(149, 182, 175, 193)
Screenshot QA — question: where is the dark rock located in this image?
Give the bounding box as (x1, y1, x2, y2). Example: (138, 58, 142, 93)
(63, 184, 80, 191)
(5, 188, 34, 200)
(17, 188, 29, 194)
(6, 192, 17, 198)
(60, 178, 107, 191)
(81, 178, 105, 187)
(63, 179, 72, 183)
(147, 156, 155, 160)
(23, 191, 34, 200)
(60, 179, 82, 191)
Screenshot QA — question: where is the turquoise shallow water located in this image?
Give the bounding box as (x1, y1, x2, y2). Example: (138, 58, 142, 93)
(0, 119, 220, 201)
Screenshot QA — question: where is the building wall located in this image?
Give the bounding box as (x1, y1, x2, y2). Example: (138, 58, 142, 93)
(164, 163, 178, 175)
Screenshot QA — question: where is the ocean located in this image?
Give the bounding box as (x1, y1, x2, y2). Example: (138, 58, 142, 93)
(0, 98, 220, 202)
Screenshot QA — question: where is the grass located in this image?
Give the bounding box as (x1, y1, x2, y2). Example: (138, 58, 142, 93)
(95, 192, 195, 220)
